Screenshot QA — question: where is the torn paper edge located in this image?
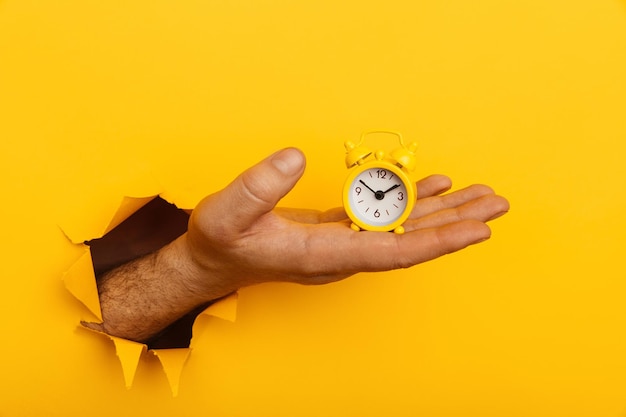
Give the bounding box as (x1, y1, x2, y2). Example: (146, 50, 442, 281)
(61, 192, 238, 395)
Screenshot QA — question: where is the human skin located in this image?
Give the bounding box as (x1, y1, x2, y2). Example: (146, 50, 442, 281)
(84, 148, 509, 342)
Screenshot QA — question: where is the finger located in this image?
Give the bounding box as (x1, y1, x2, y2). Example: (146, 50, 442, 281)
(415, 175, 452, 199)
(193, 148, 306, 233)
(293, 219, 491, 280)
(274, 207, 324, 223)
(391, 220, 492, 268)
(319, 207, 349, 223)
(274, 207, 348, 224)
(403, 194, 510, 232)
(348, 221, 491, 271)
(409, 184, 496, 220)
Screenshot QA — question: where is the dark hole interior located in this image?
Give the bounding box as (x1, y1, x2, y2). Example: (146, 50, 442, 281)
(86, 197, 209, 349)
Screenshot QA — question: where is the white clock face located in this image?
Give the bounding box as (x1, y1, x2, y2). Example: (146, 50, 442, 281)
(348, 167, 409, 227)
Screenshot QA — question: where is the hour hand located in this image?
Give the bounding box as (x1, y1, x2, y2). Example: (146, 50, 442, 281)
(383, 184, 400, 194)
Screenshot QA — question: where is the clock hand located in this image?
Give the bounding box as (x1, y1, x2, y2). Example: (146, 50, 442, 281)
(360, 180, 387, 201)
(359, 180, 377, 195)
(383, 184, 401, 194)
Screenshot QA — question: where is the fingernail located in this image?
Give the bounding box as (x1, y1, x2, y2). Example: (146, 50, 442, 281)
(272, 148, 304, 175)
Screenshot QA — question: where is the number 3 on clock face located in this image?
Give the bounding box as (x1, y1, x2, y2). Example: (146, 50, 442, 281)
(343, 162, 415, 232)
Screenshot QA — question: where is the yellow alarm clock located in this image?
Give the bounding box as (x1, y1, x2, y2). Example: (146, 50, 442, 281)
(342, 131, 418, 234)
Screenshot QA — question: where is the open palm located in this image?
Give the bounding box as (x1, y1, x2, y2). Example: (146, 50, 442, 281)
(187, 149, 509, 290)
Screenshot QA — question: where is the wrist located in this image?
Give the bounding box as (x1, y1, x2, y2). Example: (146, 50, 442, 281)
(174, 233, 241, 302)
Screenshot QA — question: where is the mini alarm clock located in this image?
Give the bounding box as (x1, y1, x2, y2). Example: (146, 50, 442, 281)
(342, 131, 418, 234)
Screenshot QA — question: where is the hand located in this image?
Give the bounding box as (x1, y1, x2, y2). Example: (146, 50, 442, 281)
(184, 148, 509, 294)
(87, 147, 509, 342)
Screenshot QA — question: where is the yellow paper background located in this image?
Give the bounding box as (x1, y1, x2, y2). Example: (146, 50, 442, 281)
(1, 0, 625, 416)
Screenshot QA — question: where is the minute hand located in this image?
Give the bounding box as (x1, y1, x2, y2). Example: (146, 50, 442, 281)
(383, 184, 401, 193)
(359, 180, 377, 195)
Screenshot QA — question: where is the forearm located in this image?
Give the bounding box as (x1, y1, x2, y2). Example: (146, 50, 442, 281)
(86, 234, 236, 342)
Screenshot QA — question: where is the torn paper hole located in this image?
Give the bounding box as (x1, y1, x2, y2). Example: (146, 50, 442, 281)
(60, 192, 238, 396)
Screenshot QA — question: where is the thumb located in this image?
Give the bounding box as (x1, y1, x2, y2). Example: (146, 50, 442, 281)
(195, 148, 306, 233)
